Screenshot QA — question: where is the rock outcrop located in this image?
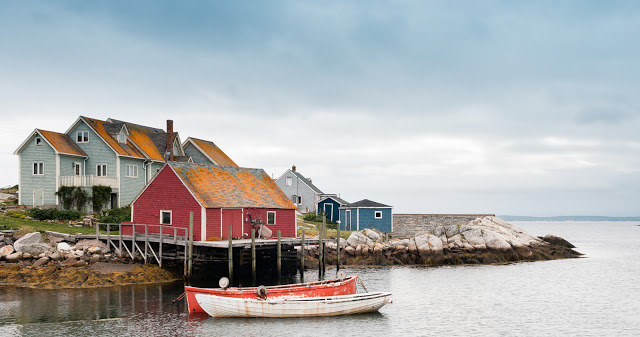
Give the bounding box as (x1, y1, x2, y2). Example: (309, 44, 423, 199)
(304, 216, 582, 267)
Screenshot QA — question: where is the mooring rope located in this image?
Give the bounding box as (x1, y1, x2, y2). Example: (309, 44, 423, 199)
(172, 292, 186, 303)
(357, 277, 369, 293)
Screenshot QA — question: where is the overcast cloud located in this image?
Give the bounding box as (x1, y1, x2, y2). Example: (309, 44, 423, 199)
(1, 1, 639, 216)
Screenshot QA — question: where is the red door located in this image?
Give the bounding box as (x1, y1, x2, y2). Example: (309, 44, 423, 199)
(221, 209, 243, 239)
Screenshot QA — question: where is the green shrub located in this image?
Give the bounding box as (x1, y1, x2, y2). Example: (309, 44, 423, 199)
(302, 212, 336, 225)
(92, 185, 112, 213)
(56, 186, 89, 211)
(6, 210, 26, 219)
(26, 208, 82, 221)
(99, 205, 131, 224)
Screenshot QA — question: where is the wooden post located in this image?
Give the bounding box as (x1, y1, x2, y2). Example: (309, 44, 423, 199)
(228, 225, 233, 285)
(95, 222, 99, 240)
(159, 225, 163, 267)
(277, 230, 282, 285)
(300, 229, 305, 281)
(188, 212, 194, 280)
(132, 224, 136, 260)
(319, 216, 324, 278)
(144, 225, 148, 264)
(118, 224, 122, 256)
(106, 224, 111, 252)
(336, 221, 341, 272)
(251, 228, 256, 285)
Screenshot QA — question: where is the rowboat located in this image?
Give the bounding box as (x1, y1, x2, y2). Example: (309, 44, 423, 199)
(185, 275, 358, 314)
(195, 292, 392, 318)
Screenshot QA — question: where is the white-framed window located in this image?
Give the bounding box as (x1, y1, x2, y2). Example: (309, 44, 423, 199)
(96, 164, 107, 177)
(374, 211, 383, 219)
(285, 176, 292, 186)
(126, 164, 138, 178)
(35, 137, 42, 146)
(73, 162, 81, 176)
(33, 162, 44, 175)
(76, 131, 89, 143)
(160, 210, 172, 225)
(267, 211, 276, 225)
(117, 133, 127, 144)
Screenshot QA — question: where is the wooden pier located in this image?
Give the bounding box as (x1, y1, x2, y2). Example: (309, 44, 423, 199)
(78, 222, 326, 287)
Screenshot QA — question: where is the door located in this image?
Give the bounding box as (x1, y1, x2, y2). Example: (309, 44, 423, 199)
(345, 210, 351, 230)
(221, 209, 243, 239)
(110, 193, 118, 209)
(324, 203, 334, 222)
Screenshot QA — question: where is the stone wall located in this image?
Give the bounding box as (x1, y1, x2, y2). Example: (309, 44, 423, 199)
(393, 213, 495, 238)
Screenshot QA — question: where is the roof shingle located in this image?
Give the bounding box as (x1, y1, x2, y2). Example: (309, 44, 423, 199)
(171, 162, 296, 209)
(190, 138, 238, 167)
(38, 130, 87, 157)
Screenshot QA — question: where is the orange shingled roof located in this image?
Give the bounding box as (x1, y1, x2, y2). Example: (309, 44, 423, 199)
(82, 117, 147, 159)
(38, 130, 87, 157)
(127, 125, 165, 161)
(191, 138, 238, 167)
(171, 163, 296, 209)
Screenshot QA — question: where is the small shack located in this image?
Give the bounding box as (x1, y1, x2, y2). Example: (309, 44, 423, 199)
(317, 195, 348, 223)
(130, 162, 297, 240)
(339, 199, 393, 233)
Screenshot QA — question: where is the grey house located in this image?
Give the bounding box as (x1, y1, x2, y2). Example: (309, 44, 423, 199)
(13, 117, 241, 210)
(275, 165, 325, 213)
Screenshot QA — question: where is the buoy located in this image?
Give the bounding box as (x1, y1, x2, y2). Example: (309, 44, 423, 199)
(219, 277, 230, 289)
(256, 285, 268, 299)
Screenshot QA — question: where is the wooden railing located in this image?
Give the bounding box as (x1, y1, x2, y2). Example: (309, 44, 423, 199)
(59, 175, 119, 189)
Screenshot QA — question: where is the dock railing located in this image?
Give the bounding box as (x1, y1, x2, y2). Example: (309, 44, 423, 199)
(96, 223, 188, 269)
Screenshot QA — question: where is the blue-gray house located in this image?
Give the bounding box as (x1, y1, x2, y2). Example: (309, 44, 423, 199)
(317, 195, 348, 223)
(339, 199, 393, 233)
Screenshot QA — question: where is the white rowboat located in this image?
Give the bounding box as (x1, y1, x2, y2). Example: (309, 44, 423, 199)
(195, 292, 392, 318)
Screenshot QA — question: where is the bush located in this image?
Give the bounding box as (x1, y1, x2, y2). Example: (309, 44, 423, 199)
(26, 208, 82, 221)
(99, 205, 131, 224)
(5, 210, 26, 219)
(56, 186, 89, 211)
(92, 185, 112, 214)
(302, 212, 336, 225)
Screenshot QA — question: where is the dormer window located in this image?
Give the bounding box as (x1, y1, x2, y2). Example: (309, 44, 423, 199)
(117, 133, 126, 143)
(35, 137, 42, 146)
(76, 131, 89, 143)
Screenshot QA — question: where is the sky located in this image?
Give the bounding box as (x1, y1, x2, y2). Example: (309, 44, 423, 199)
(1, 1, 639, 216)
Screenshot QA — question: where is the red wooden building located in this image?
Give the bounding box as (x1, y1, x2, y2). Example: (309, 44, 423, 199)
(129, 162, 297, 240)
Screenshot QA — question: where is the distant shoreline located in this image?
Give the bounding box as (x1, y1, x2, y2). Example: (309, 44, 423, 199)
(499, 216, 640, 222)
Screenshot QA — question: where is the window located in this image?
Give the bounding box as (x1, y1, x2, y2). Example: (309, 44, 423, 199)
(285, 177, 292, 186)
(33, 162, 44, 175)
(35, 137, 42, 146)
(374, 211, 383, 219)
(117, 133, 126, 144)
(267, 211, 276, 225)
(96, 164, 107, 177)
(73, 163, 81, 176)
(160, 210, 172, 225)
(126, 164, 138, 178)
(297, 196, 302, 204)
(76, 131, 89, 143)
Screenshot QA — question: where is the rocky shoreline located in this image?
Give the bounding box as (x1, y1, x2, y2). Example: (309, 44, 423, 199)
(304, 216, 582, 267)
(0, 231, 179, 288)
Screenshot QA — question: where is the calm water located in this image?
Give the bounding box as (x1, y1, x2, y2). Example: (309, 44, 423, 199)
(1, 221, 639, 336)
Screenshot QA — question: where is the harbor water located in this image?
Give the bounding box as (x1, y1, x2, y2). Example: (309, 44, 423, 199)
(1, 221, 639, 336)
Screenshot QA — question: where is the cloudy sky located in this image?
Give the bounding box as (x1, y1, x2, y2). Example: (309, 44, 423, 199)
(1, 1, 638, 216)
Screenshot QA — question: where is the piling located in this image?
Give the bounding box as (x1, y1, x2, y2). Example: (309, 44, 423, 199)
(319, 216, 324, 278)
(336, 221, 341, 272)
(251, 228, 256, 285)
(144, 225, 148, 263)
(159, 226, 163, 267)
(300, 230, 305, 281)
(106, 224, 111, 252)
(277, 230, 282, 284)
(187, 212, 194, 280)
(228, 225, 233, 285)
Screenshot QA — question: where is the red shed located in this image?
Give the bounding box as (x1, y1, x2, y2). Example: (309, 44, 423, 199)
(129, 162, 297, 240)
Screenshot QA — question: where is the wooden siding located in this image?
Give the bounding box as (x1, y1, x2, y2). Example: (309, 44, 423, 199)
(132, 167, 203, 240)
(317, 198, 341, 223)
(275, 170, 317, 213)
(19, 133, 57, 206)
(184, 143, 213, 165)
(67, 120, 118, 181)
(119, 157, 146, 206)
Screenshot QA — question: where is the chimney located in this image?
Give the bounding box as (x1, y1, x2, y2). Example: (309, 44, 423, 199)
(292, 165, 296, 172)
(166, 120, 174, 161)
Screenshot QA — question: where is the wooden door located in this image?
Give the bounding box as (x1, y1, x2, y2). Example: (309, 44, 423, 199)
(221, 209, 243, 239)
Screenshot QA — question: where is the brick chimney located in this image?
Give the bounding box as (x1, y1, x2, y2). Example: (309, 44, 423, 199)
(292, 165, 296, 172)
(166, 120, 174, 161)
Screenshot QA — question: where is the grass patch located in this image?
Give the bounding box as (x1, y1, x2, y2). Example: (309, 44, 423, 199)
(296, 214, 352, 239)
(0, 215, 106, 235)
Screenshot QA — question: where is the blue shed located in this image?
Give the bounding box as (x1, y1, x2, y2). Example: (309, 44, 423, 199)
(339, 199, 393, 233)
(317, 195, 348, 223)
